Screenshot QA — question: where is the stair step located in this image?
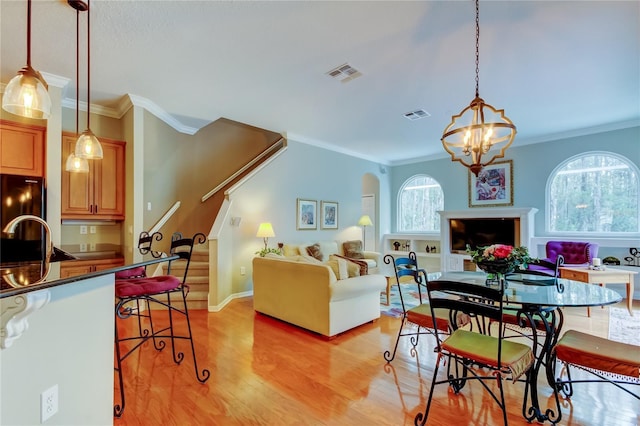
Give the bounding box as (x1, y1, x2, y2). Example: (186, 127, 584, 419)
(184, 275, 209, 285)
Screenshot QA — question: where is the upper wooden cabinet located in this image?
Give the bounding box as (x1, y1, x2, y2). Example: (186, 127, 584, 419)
(0, 120, 46, 177)
(61, 133, 126, 220)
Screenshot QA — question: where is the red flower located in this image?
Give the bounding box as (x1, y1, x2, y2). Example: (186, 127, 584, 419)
(493, 244, 513, 259)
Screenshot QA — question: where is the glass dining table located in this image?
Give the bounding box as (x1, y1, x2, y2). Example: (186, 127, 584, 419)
(431, 271, 623, 425)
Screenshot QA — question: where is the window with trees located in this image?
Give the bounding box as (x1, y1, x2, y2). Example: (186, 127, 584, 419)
(398, 174, 444, 232)
(547, 152, 639, 233)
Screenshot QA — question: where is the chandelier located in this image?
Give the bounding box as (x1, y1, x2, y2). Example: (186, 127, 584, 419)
(441, 0, 516, 176)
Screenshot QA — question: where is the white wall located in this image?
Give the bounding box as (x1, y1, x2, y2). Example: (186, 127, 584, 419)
(389, 125, 640, 299)
(225, 140, 389, 297)
(0, 275, 114, 425)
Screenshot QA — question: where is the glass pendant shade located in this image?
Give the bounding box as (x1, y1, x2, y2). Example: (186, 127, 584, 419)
(2, 0, 51, 119)
(75, 128, 103, 159)
(65, 153, 89, 173)
(2, 68, 51, 119)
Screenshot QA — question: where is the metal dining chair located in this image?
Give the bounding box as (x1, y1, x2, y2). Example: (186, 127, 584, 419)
(383, 252, 469, 363)
(416, 279, 535, 426)
(553, 330, 640, 401)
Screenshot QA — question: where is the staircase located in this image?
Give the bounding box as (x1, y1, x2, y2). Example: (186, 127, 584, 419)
(156, 246, 209, 310)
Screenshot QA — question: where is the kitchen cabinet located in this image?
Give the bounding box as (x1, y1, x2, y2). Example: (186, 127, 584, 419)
(61, 133, 125, 220)
(59, 257, 125, 278)
(0, 120, 46, 177)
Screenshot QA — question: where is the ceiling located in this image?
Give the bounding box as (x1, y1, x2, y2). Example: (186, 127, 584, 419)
(1, 1, 639, 165)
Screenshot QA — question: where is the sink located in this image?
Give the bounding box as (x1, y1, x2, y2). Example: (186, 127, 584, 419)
(0, 241, 77, 266)
(50, 246, 78, 262)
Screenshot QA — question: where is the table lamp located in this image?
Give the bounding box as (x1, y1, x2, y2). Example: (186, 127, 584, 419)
(256, 223, 275, 250)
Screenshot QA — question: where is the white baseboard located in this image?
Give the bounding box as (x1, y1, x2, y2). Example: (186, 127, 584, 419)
(208, 291, 253, 312)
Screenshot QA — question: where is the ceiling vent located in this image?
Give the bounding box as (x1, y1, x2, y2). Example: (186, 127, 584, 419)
(404, 109, 431, 121)
(326, 63, 362, 83)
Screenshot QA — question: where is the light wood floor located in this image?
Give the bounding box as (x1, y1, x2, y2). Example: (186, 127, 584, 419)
(114, 298, 639, 425)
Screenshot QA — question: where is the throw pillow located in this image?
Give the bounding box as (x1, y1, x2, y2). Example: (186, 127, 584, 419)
(325, 257, 348, 280)
(306, 243, 324, 261)
(332, 254, 367, 276)
(282, 244, 299, 257)
(343, 240, 365, 259)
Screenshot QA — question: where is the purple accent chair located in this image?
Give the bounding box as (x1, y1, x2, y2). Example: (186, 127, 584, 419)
(528, 241, 598, 276)
(545, 241, 599, 267)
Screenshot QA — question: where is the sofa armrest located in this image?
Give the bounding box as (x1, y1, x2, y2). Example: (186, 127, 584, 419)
(362, 250, 381, 265)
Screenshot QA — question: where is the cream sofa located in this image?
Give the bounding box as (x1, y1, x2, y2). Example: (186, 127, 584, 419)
(252, 254, 386, 338)
(282, 240, 381, 274)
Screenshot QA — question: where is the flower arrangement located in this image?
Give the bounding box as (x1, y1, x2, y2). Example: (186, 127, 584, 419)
(255, 247, 283, 257)
(466, 244, 535, 275)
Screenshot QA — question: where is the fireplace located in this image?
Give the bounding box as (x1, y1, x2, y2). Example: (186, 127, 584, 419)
(439, 208, 538, 272)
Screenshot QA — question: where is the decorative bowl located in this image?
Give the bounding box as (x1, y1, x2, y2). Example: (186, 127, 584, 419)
(474, 260, 517, 275)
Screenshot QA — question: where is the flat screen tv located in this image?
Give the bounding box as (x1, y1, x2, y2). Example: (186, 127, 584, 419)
(449, 218, 519, 254)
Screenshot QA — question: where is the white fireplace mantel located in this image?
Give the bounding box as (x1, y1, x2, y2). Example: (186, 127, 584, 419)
(438, 208, 538, 272)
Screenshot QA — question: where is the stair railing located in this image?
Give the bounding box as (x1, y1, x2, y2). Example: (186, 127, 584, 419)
(201, 138, 285, 203)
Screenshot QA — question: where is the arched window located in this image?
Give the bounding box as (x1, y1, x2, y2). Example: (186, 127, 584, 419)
(547, 152, 639, 234)
(398, 174, 444, 232)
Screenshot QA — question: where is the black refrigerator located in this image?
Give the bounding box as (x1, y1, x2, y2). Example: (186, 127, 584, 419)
(0, 173, 46, 263)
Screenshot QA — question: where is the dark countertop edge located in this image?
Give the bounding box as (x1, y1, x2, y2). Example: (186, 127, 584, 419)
(0, 255, 179, 299)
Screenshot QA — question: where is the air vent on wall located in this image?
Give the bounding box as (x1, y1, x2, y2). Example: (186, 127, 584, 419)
(326, 63, 362, 83)
(404, 109, 431, 121)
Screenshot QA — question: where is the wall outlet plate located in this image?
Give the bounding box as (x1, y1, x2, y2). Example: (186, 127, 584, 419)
(41, 384, 59, 423)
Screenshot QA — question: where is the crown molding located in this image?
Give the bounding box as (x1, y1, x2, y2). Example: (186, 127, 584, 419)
(59, 93, 209, 135)
(286, 132, 385, 165)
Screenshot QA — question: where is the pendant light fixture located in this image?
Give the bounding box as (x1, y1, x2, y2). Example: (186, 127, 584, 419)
(65, 0, 89, 173)
(2, 0, 52, 119)
(441, 0, 516, 176)
(73, 0, 103, 160)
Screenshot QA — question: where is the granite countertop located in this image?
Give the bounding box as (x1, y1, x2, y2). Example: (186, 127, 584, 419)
(59, 244, 124, 261)
(0, 255, 178, 298)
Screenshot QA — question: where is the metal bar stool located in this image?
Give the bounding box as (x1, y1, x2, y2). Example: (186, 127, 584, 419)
(113, 231, 210, 417)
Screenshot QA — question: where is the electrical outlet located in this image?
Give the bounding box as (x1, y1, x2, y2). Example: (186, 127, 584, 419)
(89, 243, 96, 251)
(80, 225, 87, 235)
(240, 266, 246, 275)
(80, 243, 87, 252)
(41, 384, 59, 423)
(89, 226, 97, 234)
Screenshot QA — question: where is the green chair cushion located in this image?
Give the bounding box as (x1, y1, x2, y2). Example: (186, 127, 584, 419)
(442, 329, 534, 381)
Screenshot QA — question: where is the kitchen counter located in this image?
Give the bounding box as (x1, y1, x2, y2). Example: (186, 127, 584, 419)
(0, 255, 176, 298)
(59, 243, 123, 261)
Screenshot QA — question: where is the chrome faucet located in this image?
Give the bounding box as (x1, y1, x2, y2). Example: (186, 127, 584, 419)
(2, 214, 53, 262)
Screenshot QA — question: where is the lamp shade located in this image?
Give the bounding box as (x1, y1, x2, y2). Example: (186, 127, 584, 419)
(65, 153, 89, 173)
(2, 0, 51, 120)
(2, 69, 51, 119)
(358, 215, 373, 227)
(75, 128, 104, 159)
(256, 223, 275, 238)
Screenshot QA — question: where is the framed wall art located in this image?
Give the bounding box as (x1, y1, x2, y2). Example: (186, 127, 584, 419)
(468, 160, 514, 207)
(320, 201, 338, 229)
(296, 198, 317, 230)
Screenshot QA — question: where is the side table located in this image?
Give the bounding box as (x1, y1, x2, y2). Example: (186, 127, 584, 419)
(559, 266, 637, 316)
